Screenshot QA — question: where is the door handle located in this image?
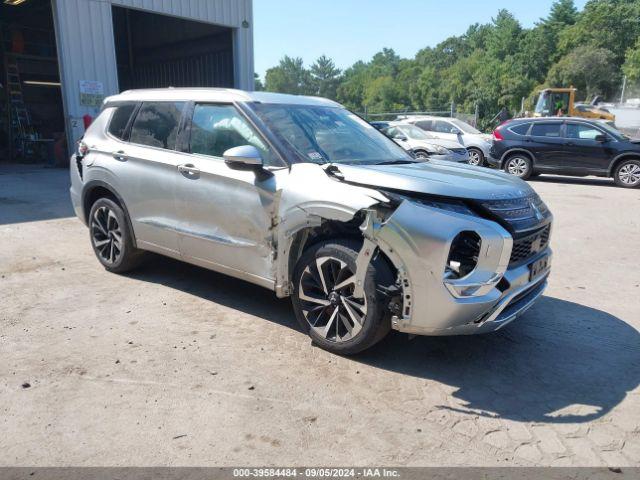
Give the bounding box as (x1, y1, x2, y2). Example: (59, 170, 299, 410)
(565, 141, 575, 146)
(112, 150, 128, 161)
(178, 164, 200, 176)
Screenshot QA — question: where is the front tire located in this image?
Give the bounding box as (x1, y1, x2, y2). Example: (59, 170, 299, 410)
(88, 197, 144, 273)
(614, 159, 640, 188)
(504, 154, 533, 180)
(291, 240, 394, 355)
(468, 148, 484, 166)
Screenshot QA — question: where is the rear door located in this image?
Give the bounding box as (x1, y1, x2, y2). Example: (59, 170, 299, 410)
(116, 101, 186, 255)
(528, 122, 565, 170)
(563, 122, 612, 174)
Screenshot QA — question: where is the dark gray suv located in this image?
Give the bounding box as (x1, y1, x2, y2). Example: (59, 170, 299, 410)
(489, 117, 640, 188)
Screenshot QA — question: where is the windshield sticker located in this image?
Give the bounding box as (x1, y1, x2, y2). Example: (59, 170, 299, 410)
(308, 151, 324, 161)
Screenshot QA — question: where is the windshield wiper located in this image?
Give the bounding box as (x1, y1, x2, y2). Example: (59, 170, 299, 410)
(375, 159, 421, 165)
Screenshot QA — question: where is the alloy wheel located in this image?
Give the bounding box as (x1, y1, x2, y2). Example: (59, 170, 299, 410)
(618, 163, 640, 186)
(91, 206, 123, 264)
(507, 157, 528, 176)
(468, 150, 482, 166)
(298, 256, 367, 343)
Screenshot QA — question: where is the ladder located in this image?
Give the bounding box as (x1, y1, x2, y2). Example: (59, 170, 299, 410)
(5, 58, 33, 158)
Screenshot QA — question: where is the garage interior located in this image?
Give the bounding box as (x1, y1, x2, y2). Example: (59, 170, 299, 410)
(112, 6, 235, 91)
(0, 0, 65, 164)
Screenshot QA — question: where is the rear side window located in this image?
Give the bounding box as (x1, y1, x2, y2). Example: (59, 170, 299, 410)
(415, 120, 433, 131)
(108, 104, 136, 140)
(129, 102, 185, 150)
(531, 123, 561, 138)
(509, 123, 531, 135)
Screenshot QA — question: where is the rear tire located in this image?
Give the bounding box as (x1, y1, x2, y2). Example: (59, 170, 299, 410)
(291, 239, 394, 355)
(613, 159, 640, 188)
(88, 197, 145, 273)
(504, 154, 533, 180)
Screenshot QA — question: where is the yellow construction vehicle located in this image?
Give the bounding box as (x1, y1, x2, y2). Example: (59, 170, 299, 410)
(534, 87, 615, 121)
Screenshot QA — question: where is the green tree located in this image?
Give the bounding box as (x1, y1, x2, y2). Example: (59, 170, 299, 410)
(264, 56, 314, 95)
(254, 73, 264, 91)
(546, 46, 619, 98)
(310, 55, 342, 99)
(559, 0, 640, 63)
(544, 0, 578, 26)
(623, 37, 640, 82)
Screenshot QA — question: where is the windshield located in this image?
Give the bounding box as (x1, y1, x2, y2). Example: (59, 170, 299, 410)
(450, 119, 481, 134)
(248, 103, 412, 165)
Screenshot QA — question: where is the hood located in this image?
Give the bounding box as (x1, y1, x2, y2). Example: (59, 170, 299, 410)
(329, 160, 534, 201)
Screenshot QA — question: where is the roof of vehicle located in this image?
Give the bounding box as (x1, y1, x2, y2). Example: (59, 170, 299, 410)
(103, 88, 342, 108)
(397, 115, 453, 122)
(504, 116, 610, 124)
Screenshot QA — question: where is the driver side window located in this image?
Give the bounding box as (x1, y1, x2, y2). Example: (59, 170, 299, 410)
(189, 104, 277, 166)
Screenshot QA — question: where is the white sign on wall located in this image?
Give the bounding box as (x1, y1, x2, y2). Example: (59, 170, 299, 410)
(79, 80, 105, 107)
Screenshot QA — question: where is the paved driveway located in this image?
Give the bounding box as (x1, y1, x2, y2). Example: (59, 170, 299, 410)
(1, 167, 639, 466)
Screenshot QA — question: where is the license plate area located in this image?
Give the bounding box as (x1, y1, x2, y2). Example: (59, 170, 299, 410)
(529, 255, 550, 282)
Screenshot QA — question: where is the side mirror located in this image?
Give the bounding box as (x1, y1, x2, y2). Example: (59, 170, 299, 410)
(394, 134, 408, 141)
(451, 128, 462, 135)
(223, 145, 263, 169)
(595, 134, 608, 143)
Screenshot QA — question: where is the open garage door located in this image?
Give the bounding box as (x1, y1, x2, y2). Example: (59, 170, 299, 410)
(112, 6, 235, 91)
(1, 0, 65, 164)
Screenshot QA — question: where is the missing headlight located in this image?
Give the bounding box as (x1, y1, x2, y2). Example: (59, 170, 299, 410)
(445, 231, 481, 279)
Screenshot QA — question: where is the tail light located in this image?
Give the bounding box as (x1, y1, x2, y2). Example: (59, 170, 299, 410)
(493, 128, 505, 141)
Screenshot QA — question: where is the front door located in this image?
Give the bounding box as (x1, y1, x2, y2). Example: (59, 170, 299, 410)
(175, 102, 287, 287)
(563, 122, 613, 174)
(528, 122, 565, 170)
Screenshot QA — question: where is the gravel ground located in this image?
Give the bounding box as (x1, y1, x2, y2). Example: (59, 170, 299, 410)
(1, 166, 639, 466)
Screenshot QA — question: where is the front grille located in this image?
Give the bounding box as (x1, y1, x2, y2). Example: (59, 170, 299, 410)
(480, 194, 551, 233)
(510, 224, 551, 265)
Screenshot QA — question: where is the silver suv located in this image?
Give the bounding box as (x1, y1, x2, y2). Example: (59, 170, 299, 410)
(399, 115, 494, 166)
(70, 88, 553, 355)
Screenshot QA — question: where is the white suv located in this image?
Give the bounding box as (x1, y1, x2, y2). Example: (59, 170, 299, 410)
(400, 115, 493, 166)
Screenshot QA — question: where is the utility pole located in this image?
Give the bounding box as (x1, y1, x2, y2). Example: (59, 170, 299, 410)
(620, 75, 627, 104)
(450, 101, 455, 118)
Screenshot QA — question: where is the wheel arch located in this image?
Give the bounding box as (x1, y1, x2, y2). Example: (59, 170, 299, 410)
(82, 180, 138, 248)
(500, 148, 536, 169)
(607, 153, 640, 177)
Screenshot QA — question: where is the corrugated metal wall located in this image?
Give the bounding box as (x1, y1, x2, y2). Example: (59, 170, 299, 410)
(51, 0, 254, 147)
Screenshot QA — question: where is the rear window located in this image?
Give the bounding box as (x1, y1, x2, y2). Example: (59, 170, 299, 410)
(531, 123, 562, 138)
(108, 104, 136, 140)
(509, 123, 531, 135)
(129, 102, 185, 150)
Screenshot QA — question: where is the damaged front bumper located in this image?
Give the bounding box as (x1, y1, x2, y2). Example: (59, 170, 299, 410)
(371, 200, 551, 336)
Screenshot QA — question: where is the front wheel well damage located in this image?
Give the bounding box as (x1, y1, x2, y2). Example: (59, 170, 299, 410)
(283, 209, 404, 325)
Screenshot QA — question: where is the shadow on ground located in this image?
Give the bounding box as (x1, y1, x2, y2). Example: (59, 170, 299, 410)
(130, 255, 640, 425)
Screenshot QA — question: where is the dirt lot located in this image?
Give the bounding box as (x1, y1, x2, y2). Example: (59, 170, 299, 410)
(1, 165, 639, 467)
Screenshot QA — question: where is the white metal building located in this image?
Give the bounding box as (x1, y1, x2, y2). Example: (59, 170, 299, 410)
(0, 0, 254, 163)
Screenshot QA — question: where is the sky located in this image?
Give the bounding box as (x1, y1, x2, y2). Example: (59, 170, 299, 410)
(253, 0, 589, 78)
